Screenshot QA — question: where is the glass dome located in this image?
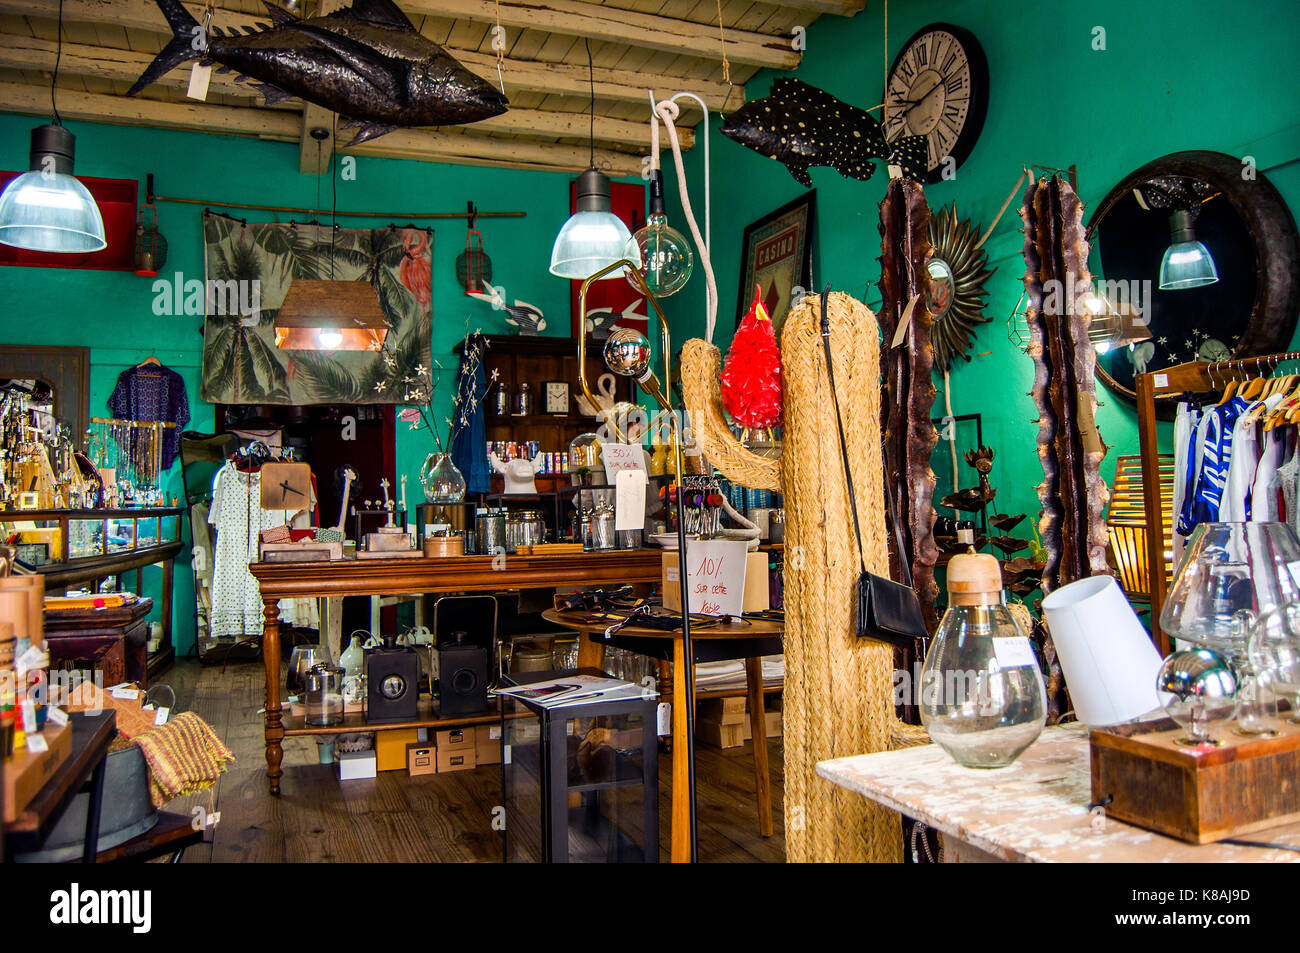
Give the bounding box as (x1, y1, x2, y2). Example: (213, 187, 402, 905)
(0, 169, 106, 253)
(623, 213, 693, 296)
(1159, 239, 1218, 290)
(549, 210, 632, 280)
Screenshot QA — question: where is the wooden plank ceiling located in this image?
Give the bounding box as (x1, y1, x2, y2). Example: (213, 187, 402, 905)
(0, 0, 863, 176)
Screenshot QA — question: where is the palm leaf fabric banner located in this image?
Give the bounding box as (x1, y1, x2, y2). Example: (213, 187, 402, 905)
(200, 212, 433, 405)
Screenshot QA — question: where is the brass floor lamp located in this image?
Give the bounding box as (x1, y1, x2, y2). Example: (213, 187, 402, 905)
(578, 259, 698, 862)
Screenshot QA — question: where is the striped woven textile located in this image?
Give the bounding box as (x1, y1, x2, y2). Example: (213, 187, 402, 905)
(131, 711, 236, 808)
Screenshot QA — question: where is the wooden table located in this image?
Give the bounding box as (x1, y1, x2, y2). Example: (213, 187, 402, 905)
(249, 551, 664, 795)
(817, 725, 1300, 862)
(4, 710, 117, 864)
(543, 608, 783, 863)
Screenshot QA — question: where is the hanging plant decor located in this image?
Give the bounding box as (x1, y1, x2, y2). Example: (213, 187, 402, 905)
(927, 204, 995, 372)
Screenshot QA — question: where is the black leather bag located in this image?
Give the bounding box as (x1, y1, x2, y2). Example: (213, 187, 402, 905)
(818, 288, 931, 650)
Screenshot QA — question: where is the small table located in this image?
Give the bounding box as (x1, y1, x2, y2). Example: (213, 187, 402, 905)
(4, 710, 117, 864)
(817, 725, 1300, 863)
(543, 608, 783, 863)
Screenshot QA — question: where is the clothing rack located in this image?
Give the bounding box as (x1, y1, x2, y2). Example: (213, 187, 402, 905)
(1135, 350, 1300, 653)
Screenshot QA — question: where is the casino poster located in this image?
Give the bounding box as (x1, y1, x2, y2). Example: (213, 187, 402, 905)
(738, 195, 814, 338)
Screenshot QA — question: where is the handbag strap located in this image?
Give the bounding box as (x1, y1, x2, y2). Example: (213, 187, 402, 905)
(819, 287, 914, 587)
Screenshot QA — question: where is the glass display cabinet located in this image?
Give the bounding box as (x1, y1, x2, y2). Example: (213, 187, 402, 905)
(502, 668, 659, 863)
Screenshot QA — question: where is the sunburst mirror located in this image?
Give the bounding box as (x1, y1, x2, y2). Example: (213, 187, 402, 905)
(928, 204, 995, 372)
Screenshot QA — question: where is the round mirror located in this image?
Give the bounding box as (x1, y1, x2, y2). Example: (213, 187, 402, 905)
(1086, 151, 1300, 412)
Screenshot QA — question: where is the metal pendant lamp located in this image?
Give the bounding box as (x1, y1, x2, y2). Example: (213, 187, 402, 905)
(0, 0, 106, 253)
(549, 40, 630, 280)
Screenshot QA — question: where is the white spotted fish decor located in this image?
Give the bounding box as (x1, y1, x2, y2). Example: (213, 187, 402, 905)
(721, 77, 927, 186)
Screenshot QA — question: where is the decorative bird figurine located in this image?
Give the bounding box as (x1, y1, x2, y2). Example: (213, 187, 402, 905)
(468, 281, 545, 334)
(720, 77, 929, 186)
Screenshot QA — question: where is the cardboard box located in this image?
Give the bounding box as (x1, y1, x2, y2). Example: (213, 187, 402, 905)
(437, 745, 477, 773)
(662, 551, 768, 613)
(436, 728, 474, 751)
(376, 728, 419, 771)
(696, 718, 744, 749)
(476, 724, 502, 765)
(698, 697, 746, 725)
(407, 743, 436, 777)
(3, 720, 72, 822)
(740, 710, 783, 741)
(338, 749, 377, 781)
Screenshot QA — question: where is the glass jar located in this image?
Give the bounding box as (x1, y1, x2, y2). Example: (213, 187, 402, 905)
(420, 451, 466, 505)
(304, 664, 345, 727)
(493, 382, 512, 417)
(515, 382, 533, 417)
(505, 510, 546, 552)
(920, 553, 1046, 768)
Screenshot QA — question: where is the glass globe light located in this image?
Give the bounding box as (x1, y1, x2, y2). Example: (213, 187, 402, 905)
(603, 327, 652, 379)
(549, 168, 631, 280)
(1157, 648, 1239, 747)
(623, 168, 693, 296)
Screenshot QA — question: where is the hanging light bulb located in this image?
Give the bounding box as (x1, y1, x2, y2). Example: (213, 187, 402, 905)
(0, 0, 105, 253)
(1159, 209, 1218, 290)
(623, 167, 693, 296)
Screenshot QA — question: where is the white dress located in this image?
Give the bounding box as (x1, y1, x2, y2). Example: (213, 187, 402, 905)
(208, 463, 318, 638)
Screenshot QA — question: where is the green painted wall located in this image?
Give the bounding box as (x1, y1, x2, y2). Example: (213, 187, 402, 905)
(666, 0, 1300, 533)
(0, 114, 591, 653)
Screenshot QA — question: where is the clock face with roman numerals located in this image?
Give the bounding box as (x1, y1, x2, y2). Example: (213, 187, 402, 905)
(883, 24, 988, 184)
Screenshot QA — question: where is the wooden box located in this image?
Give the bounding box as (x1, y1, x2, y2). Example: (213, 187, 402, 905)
(436, 745, 477, 773)
(3, 721, 72, 822)
(1090, 716, 1300, 844)
(407, 743, 436, 777)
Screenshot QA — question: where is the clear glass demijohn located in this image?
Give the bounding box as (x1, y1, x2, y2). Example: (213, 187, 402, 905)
(920, 553, 1046, 768)
(420, 452, 466, 504)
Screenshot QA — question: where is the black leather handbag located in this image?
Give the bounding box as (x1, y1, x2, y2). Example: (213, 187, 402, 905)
(819, 288, 931, 650)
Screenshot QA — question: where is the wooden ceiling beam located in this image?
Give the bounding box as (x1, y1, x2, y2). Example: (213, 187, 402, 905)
(0, 81, 645, 176)
(402, 0, 798, 69)
(0, 33, 686, 153)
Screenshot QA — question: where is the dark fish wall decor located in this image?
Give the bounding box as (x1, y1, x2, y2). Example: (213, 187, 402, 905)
(720, 77, 927, 186)
(129, 0, 508, 144)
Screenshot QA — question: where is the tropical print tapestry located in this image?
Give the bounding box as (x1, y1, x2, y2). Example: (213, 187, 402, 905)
(200, 212, 433, 405)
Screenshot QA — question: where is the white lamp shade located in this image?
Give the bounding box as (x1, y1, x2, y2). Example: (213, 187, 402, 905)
(0, 169, 106, 253)
(548, 209, 632, 280)
(1042, 574, 1163, 725)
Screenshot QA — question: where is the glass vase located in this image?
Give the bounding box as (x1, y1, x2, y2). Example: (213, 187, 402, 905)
(420, 452, 466, 505)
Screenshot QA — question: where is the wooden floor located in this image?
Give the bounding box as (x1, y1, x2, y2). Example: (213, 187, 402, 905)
(161, 658, 785, 863)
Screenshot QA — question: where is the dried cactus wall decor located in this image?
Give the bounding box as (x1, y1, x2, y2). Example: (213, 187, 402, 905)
(877, 177, 941, 629)
(1020, 175, 1110, 595)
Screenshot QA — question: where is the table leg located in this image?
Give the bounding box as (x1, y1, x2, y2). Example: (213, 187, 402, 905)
(745, 656, 773, 838)
(160, 556, 174, 664)
(670, 635, 690, 863)
(82, 753, 108, 864)
(576, 632, 606, 671)
(263, 598, 284, 796)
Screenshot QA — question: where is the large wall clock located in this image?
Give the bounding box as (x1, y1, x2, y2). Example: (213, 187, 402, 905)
(883, 23, 989, 184)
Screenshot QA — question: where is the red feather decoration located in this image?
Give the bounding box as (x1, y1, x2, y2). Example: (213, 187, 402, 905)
(721, 285, 784, 428)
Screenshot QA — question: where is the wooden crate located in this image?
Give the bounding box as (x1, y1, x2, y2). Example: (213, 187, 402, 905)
(1090, 715, 1300, 844)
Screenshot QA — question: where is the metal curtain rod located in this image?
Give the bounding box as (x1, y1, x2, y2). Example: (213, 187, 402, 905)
(150, 192, 525, 221)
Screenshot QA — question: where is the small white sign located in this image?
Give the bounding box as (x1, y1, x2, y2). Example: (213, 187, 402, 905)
(20, 698, 36, 733)
(187, 62, 212, 100)
(1153, 373, 1168, 389)
(111, 687, 141, 701)
(25, 732, 48, 754)
(601, 442, 646, 484)
(154, 707, 171, 726)
(657, 702, 672, 735)
(992, 636, 1038, 669)
(47, 706, 69, 728)
(680, 538, 747, 617)
(615, 469, 647, 531)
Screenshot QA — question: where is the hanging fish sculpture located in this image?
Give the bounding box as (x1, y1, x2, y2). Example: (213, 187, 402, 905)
(721, 77, 927, 186)
(129, 0, 508, 144)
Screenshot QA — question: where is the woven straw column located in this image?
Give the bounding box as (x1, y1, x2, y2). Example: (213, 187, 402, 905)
(683, 292, 910, 863)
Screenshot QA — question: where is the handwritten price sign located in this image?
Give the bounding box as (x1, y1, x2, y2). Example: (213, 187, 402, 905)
(601, 442, 646, 484)
(683, 539, 746, 617)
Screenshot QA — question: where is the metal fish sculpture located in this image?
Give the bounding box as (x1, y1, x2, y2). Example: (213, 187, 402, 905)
(721, 77, 927, 186)
(129, 0, 508, 144)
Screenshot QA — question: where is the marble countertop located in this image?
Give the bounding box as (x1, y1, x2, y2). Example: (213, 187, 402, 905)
(816, 725, 1300, 862)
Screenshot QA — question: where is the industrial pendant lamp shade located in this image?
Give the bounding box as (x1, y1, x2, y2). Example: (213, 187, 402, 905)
(1159, 209, 1218, 290)
(0, 125, 106, 253)
(549, 168, 632, 280)
(273, 279, 389, 351)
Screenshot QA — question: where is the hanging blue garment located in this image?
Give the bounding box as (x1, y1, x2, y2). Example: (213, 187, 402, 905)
(1186, 396, 1250, 528)
(450, 333, 490, 495)
(1175, 404, 1202, 538)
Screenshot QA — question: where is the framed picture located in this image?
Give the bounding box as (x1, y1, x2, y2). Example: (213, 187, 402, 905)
(736, 191, 817, 337)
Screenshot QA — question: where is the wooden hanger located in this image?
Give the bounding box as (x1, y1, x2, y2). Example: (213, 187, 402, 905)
(137, 356, 161, 367)
(1240, 375, 1267, 401)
